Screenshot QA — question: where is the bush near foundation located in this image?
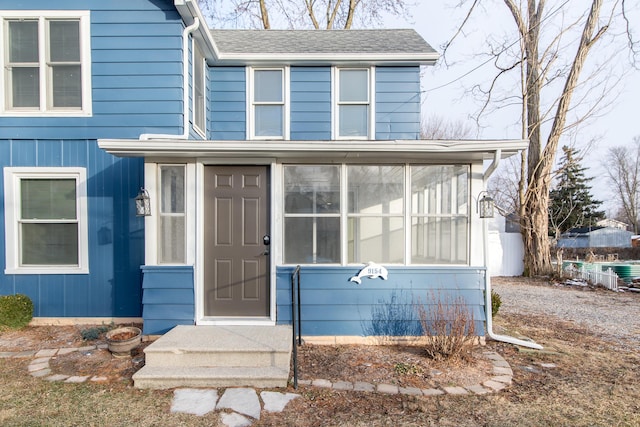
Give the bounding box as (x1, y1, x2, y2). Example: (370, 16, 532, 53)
(491, 290, 502, 317)
(0, 294, 34, 329)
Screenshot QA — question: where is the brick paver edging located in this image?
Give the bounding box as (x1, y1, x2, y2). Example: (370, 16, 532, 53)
(2, 347, 513, 396)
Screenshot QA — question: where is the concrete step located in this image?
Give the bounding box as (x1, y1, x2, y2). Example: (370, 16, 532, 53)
(142, 325, 292, 369)
(132, 365, 290, 389)
(134, 325, 293, 389)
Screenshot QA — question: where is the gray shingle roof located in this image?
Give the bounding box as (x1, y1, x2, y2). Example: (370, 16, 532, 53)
(209, 28, 437, 57)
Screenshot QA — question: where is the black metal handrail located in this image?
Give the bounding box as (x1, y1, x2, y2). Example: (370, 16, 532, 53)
(291, 265, 302, 388)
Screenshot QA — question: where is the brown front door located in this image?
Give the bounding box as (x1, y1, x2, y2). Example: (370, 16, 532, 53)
(203, 166, 270, 317)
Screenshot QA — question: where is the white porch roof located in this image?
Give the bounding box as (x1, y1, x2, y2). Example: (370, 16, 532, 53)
(98, 139, 528, 161)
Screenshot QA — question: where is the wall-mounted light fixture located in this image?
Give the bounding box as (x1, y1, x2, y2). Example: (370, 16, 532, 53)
(135, 188, 151, 216)
(477, 191, 495, 219)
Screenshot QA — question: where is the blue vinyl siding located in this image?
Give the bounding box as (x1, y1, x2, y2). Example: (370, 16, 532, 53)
(0, 139, 144, 317)
(141, 266, 195, 335)
(375, 67, 421, 140)
(291, 67, 331, 140)
(0, 0, 185, 140)
(276, 266, 486, 336)
(208, 67, 246, 140)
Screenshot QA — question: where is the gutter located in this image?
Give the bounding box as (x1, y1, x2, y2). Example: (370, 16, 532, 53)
(483, 149, 543, 350)
(139, 17, 200, 140)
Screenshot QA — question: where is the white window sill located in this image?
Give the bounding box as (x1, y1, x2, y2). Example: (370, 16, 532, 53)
(5, 267, 89, 275)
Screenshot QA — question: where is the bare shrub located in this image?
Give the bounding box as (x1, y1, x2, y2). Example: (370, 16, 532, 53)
(415, 292, 476, 361)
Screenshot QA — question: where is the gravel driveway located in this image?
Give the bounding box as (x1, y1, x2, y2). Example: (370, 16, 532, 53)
(491, 277, 640, 350)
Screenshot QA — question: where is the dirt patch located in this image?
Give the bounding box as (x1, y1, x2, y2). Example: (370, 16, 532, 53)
(49, 346, 147, 383)
(0, 325, 86, 352)
(298, 344, 492, 389)
(0, 324, 147, 384)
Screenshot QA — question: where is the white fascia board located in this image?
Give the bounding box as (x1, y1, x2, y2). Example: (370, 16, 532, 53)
(98, 139, 528, 160)
(174, 0, 221, 62)
(215, 52, 440, 67)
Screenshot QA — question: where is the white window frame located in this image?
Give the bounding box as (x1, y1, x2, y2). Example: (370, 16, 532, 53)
(4, 167, 89, 274)
(0, 10, 92, 116)
(332, 67, 375, 140)
(157, 164, 187, 265)
(247, 66, 289, 140)
(192, 42, 206, 137)
(281, 163, 470, 266)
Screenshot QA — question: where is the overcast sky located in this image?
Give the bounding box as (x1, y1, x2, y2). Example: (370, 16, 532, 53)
(384, 1, 640, 214)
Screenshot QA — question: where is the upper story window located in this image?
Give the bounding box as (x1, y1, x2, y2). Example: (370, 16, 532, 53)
(335, 68, 372, 139)
(193, 43, 205, 136)
(3, 167, 89, 274)
(1, 11, 91, 116)
(250, 67, 288, 139)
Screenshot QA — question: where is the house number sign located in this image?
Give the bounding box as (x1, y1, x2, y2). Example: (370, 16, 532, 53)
(349, 262, 389, 284)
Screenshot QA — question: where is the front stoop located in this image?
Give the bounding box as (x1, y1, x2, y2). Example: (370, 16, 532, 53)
(133, 325, 292, 389)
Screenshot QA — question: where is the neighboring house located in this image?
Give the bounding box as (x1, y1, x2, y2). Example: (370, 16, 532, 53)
(557, 226, 632, 248)
(0, 0, 527, 339)
(487, 213, 524, 277)
(596, 218, 629, 231)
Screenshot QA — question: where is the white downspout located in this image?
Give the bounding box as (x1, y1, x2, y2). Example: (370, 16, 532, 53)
(483, 149, 543, 350)
(140, 18, 200, 140)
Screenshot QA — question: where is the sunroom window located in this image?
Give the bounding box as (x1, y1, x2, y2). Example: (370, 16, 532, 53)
(284, 165, 341, 264)
(411, 166, 469, 264)
(347, 165, 404, 263)
(2, 11, 91, 115)
(158, 165, 186, 264)
(282, 164, 469, 265)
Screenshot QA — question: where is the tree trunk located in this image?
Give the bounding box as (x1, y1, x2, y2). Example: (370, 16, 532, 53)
(259, 0, 270, 29)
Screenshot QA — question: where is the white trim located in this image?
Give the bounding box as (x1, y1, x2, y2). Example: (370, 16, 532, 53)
(247, 66, 289, 140)
(0, 10, 92, 117)
(98, 138, 529, 160)
(333, 67, 374, 140)
(144, 162, 158, 266)
(194, 160, 277, 324)
(3, 167, 89, 275)
(157, 164, 188, 264)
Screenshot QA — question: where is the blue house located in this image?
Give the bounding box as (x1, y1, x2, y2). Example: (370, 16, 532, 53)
(0, 0, 527, 341)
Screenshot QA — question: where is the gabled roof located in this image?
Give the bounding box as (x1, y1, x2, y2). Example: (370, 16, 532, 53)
(174, 0, 439, 66)
(208, 29, 439, 66)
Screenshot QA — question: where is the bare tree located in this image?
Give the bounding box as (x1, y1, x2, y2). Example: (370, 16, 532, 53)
(447, 0, 637, 276)
(420, 114, 475, 139)
(605, 137, 640, 233)
(197, 0, 411, 29)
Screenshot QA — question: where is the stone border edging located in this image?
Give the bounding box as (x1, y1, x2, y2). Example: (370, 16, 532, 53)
(296, 351, 513, 396)
(2, 344, 111, 383)
(2, 347, 513, 395)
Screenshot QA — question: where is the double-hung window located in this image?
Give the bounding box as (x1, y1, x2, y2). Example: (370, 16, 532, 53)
(1, 11, 91, 115)
(4, 168, 89, 274)
(251, 68, 286, 139)
(336, 68, 371, 138)
(193, 43, 205, 136)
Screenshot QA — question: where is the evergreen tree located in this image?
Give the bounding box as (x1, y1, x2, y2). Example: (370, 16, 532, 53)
(548, 146, 605, 237)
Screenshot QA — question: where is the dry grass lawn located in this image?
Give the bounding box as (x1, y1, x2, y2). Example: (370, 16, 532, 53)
(1, 280, 639, 426)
